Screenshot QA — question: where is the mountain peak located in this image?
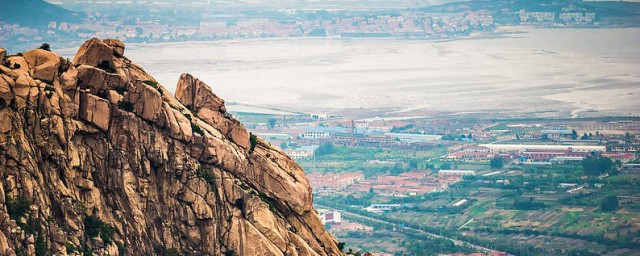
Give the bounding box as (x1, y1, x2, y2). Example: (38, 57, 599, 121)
(0, 38, 342, 255)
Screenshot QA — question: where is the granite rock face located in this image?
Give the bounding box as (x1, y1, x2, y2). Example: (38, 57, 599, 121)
(0, 38, 342, 256)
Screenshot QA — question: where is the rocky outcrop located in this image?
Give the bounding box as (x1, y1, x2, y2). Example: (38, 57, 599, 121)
(23, 49, 61, 82)
(102, 39, 125, 57)
(0, 38, 342, 256)
(175, 73, 250, 149)
(0, 48, 6, 62)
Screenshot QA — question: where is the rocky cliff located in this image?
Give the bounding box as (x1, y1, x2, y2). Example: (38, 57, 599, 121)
(0, 39, 342, 256)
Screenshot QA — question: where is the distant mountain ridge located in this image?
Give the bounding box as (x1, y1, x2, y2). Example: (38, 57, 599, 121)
(417, 0, 640, 16)
(0, 0, 84, 28)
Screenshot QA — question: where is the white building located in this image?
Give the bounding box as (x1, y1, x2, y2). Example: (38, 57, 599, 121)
(284, 145, 318, 159)
(299, 131, 329, 139)
(518, 10, 556, 22)
(318, 209, 342, 225)
(479, 144, 606, 153)
(385, 133, 441, 143)
(256, 133, 292, 141)
(439, 170, 476, 176)
(310, 113, 328, 120)
(364, 204, 401, 213)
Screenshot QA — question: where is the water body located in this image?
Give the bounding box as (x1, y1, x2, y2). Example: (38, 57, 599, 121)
(98, 28, 640, 118)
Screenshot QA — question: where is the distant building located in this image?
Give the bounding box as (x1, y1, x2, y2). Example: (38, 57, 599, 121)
(256, 133, 292, 141)
(522, 150, 586, 161)
(550, 156, 584, 163)
(480, 144, 606, 153)
(518, 10, 556, 23)
(318, 209, 342, 225)
(602, 153, 636, 163)
(299, 131, 329, 139)
(540, 130, 573, 139)
(385, 133, 441, 143)
(439, 170, 476, 176)
(360, 134, 396, 146)
(446, 146, 496, 161)
(559, 12, 595, 23)
(608, 143, 639, 153)
(285, 145, 318, 159)
(309, 113, 341, 120)
(622, 164, 640, 173)
(332, 133, 364, 145)
(364, 204, 401, 213)
(367, 122, 394, 133)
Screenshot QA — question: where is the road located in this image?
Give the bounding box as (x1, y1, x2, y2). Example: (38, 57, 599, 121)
(316, 204, 498, 253)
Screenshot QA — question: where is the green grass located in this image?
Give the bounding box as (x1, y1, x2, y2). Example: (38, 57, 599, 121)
(143, 80, 163, 95)
(232, 113, 281, 125)
(468, 202, 490, 217)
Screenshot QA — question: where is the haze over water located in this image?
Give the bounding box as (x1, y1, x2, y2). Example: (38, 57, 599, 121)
(118, 28, 640, 118)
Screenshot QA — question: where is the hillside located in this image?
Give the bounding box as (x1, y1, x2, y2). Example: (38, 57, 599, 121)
(0, 39, 342, 255)
(0, 0, 84, 28)
(416, 0, 640, 24)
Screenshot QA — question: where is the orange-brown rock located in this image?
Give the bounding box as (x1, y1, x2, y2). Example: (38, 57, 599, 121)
(124, 80, 163, 121)
(0, 39, 343, 256)
(175, 73, 250, 149)
(72, 38, 114, 68)
(0, 47, 6, 62)
(103, 39, 125, 57)
(175, 73, 226, 113)
(0, 75, 14, 107)
(23, 48, 61, 82)
(76, 64, 127, 94)
(79, 91, 111, 131)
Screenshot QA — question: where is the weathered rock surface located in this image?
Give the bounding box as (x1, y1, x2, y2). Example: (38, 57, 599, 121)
(102, 39, 125, 57)
(0, 38, 342, 256)
(23, 48, 61, 82)
(72, 38, 114, 68)
(0, 47, 6, 63)
(175, 73, 250, 149)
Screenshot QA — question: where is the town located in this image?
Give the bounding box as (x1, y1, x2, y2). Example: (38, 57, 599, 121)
(4, 0, 636, 52)
(230, 105, 640, 256)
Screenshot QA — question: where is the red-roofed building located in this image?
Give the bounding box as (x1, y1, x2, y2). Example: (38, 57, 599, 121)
(602, 152, 636, 163)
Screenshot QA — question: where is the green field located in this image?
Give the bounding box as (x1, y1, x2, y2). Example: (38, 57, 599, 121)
(310, 147, 640, 255)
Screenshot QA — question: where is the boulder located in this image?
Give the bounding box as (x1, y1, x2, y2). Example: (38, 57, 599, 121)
(124, 80, 163, 122)
(138, 83, 163, 121)
(228, 124, 250, 148)
(103, 39, 125, 57)
(0, 75, 14, 106)
(79, 91, 110, 131)
(106, 90, 122, 105)
(76, 65, 126, 94)
(0, 47, 6, 63)
(60, 65, 78, 90)
(72, 38, 114, 68)
(23, 49, 61, 82)
(161, 103, 193, 142)
(13, 73, 36, 109)
(175, 73, 252, 148)
(175, 73, 225, 113)
(6, 56, 29, 73)
(0, 110, 11, 133)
